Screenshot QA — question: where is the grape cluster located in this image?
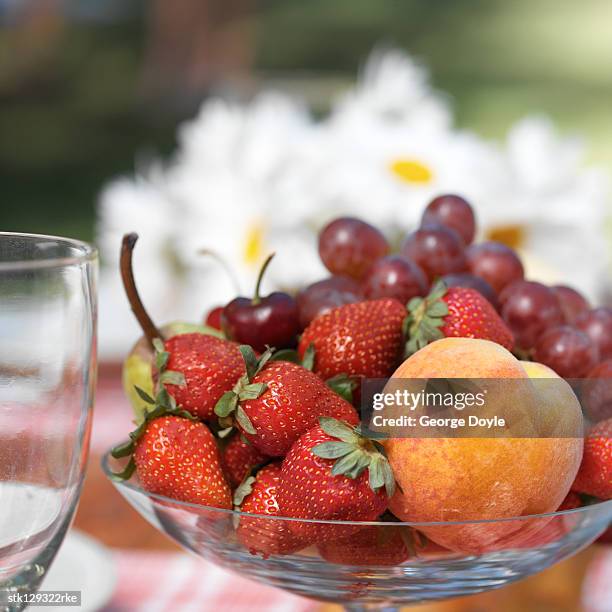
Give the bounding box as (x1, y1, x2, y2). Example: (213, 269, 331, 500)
(303, 193, 611, 379)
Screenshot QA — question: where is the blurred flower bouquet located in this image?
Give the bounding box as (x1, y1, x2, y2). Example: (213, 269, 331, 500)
(97, 48, 610, 359)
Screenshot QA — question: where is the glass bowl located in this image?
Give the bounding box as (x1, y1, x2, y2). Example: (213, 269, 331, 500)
(102, 453, 611, 611)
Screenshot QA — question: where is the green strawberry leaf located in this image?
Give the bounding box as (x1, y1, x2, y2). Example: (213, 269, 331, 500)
(233, 475, 256, 507)
(159, 370, 186, 386)
(236, 405, 256, 435)
(325, 374, 357, 403)
(238, 382, 267, 401)
(156, 387, 175, 410)
(269, 348, 300, 364)
(301, 343, 316, 371)
(215, 391, 239, 418)
(319, 417, 360, 444)
(111, 440, 135, 459)
(155, 349, 169, 372)
(239, 345, 259, 380)
(426, 301, 449, 318)
(110, 457, 136, 481)
(330, 449, 363, 477)
(380, 455, 396, 497)
(135, 386, 155, 405)
(217, 426, 234, 439)
(312, 441, 355, 459)
(344, 452, 371, 479)
(152, 338, 165, 354)
(254, 346, 274, 376)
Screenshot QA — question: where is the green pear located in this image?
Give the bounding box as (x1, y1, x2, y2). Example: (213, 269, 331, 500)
(122, 321, 223, 423)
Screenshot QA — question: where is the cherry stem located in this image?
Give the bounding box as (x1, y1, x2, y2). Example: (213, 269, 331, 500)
(252, 253, 275, 305)
(120, 233, 163, 349)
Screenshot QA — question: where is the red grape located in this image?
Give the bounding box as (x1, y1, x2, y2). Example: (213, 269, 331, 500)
(582, 360, 612, 422)
(440, 272, 499, 309)
(500, 281, 564, 350)
(361, 255, 428, 304)
(552, 285, 590, 323)
(466, 241, 524, 294)
(296, 276, 362, 328)
(319, 217, 389, 279)
(575, 308, 612, 361)
(421, 194, 476, 245)
(533, 325, 599, 378)
(400, 224, 466, 282)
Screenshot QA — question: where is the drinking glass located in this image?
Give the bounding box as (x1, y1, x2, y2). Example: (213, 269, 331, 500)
(0, 233, 97, 611)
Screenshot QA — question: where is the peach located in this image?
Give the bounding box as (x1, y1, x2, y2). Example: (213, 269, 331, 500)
(382, 338, 583, 553)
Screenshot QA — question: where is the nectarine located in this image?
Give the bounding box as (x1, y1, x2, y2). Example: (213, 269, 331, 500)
(382, 338, 583, 553)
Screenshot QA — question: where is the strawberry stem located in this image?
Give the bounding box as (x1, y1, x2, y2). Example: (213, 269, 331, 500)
(252, 253, 275, 306)
(120, 233, 163, 349)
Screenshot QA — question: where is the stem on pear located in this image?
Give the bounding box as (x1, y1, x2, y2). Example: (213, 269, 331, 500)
(120, 233, 163, 349)
(252, 252, 275, 305)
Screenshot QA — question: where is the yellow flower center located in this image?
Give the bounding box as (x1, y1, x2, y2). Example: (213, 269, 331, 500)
(486, 225, 526, 250)
(243, 221, 265, 267)
(389, 159, 433, 184)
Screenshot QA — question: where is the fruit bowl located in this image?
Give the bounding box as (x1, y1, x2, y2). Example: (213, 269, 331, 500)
(102, 452, 612, 610)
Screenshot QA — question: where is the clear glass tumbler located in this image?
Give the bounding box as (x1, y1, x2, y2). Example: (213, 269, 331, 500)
(0, 233, 97, 611)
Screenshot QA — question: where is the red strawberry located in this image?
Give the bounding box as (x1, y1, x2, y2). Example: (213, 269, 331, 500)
(572, 418, 612, 500)
(235, 463, 309, 557)
(215, 347, 359, 457)
(112, 401, 232, 509)
(405, 281, 514, 354)
(277, 417, 393, 540)
(298, 298, 407, 380)
(558, 491, 582, 511)
(157, 333, 245, 421)
(221, 434, 267, 488)
(317, 525, 411, 566)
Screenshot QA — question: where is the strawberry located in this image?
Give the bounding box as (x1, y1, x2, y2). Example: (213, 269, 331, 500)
(215, 347, 359, 457)
(155, 333, 245, 421)
(572, 418, 612, 500)
(221, 434, 267, 488)
(111, 389, 232, 509)
(277, 417, 393, 540)
(558, 491, 582, 511)
(404, 281, 514, 355)
(234, 463, 308, 557)
(298, 298, 407, 380)
(317, 525, 411, 566)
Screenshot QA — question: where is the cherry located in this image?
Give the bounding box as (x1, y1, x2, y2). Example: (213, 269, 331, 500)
(465, 241, 524, 294)
(440, 272, 499, 309)
(222, 254, 300, 352)
(552, 285, 590, 324)
(362, 255, 428, 304)
(575, 308, 612, 361)
(318, 217, 389, 279)
(400, 224, 467, 282)
(296, 276, 362, 329)
(533, 325, 599, 378)
(205, 306, 223, 330)
(421, 194, 476, 245)
(499, 281, 564, 350)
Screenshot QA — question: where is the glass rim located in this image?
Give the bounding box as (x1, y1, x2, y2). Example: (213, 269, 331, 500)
(101, 450, 612, 527)
(0, 232, 98, 271)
